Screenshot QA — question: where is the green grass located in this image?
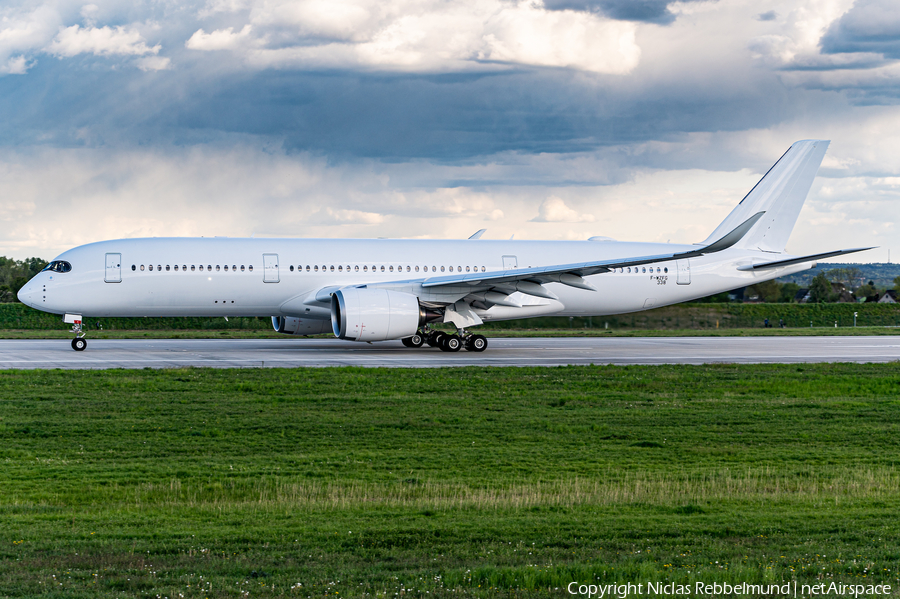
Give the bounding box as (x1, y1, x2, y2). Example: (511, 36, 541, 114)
(2, 365, 900, 597)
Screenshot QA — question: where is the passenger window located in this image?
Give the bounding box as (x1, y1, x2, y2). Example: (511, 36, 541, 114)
(304, 265, 308, 272)
(406, 266, 410, 272)
(140, 265, 145, 271)
(441, 266, 445, 272)
(415, 266, 419, 272)
(363, 266, 368, 272)
(381, 266, 385, 272)
(314, 265, 319, 272)
(339, 265, 343, 272)
(241, 265, 245, 271)
(449, 266, 453, 272)
(225, 265, 229, 271)
(232, 265, 236, 271)
(290, 265, 294, 272)
(664, 267, 668, 273)
(642, 267, 646, 273)
(481, 266, 485, 272)
(183, 265, 187, 271)
(355, 265, 359, 272)
(330, 265, 335, 272)
(199, 265, 203, 271)
(207, 265, 212, 271)
(389, 265, 394, 272)
(174, 265, 179, 271)
(432, 266, 436, 272)
(216, 265, 221, 272)
(249, 265, 253, 272)
(149, 265, 154, 271)
(466, 266, 470, 272)
(158, 265, 162, 271)
(132, 265, 136, 271)
(191, 265, 195, 271)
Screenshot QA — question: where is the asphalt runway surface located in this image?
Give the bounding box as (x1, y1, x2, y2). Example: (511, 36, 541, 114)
(1, 336, 899, 369)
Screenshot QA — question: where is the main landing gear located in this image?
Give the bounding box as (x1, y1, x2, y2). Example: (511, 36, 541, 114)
(402, 328, 488, 352)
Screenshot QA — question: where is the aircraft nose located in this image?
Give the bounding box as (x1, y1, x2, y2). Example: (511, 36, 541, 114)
(17, 284, 34, 306)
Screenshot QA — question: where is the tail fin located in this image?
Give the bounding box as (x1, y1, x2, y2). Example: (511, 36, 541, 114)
(700, 140, 829, 253)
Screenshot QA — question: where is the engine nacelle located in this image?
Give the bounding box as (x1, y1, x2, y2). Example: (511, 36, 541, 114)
(271, 316, 332, 336)
(331, 288, 424, 342)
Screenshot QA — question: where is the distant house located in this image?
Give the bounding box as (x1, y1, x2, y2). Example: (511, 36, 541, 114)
(832, 282, 855, 303)
(879, 290, 898, 304)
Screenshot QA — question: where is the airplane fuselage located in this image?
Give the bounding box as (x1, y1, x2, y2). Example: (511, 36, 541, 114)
(17, 236, 809, 322)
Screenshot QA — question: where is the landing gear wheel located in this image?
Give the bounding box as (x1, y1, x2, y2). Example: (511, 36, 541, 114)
(427, 331, 446, 348)
(402, 333, 425, 348)
(465, 334, 488, 352)
(71, 338, 87, 351)
(440, 335, 462, 352)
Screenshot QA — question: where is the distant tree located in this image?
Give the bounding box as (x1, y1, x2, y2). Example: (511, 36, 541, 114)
(779, 282, 800, 303)
(695, 291, 731, 303)
(809, 272, 836, 303)
(855, 281, 878, 301)
(0, 256, 48, 302)
(827, 267, 862, 290)
(894, 275, 900, 292)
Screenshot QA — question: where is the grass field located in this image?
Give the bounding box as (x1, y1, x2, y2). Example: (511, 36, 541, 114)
(2, 365, 900, 598)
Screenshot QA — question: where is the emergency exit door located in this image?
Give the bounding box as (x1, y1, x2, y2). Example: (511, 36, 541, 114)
(104, 253, 121, 283)
(263, 253, 280, 283)
(502, 255, 517, 270)
(676, 259, 691, 285)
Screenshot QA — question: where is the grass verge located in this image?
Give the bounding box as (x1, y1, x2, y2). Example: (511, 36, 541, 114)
(2, 365, 900, 597)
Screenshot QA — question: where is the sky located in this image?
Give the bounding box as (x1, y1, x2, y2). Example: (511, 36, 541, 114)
(0, 0, 898, 262)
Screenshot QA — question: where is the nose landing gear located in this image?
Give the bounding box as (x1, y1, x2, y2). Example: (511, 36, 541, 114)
(65, 314, 87, 351)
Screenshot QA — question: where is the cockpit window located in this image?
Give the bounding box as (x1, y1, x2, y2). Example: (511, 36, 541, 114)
(42, 261, 72, 273)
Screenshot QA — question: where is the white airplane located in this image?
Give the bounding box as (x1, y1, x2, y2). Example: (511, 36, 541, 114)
(18, 140, 870, 352)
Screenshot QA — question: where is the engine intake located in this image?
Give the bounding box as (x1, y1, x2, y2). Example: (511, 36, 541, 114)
(331, 288, 429, 342)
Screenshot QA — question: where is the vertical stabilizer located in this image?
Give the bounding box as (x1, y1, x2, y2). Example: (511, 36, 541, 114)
(700, 140, 829, 253)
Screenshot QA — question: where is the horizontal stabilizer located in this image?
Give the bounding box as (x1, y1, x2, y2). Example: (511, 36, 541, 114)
(736, 247, 875, 271)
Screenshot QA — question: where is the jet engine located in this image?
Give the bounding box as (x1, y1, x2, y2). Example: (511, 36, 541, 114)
(331, 288, 434, 342)
(271, 316, 332, 336)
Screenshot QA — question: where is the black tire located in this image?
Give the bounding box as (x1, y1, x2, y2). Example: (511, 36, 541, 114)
(466, 334, 488, 352)
(72, 338, 87, 351)
(427, 331, 445, 348)
(441, 335, 462, 352)
(402, 334, 425, 348)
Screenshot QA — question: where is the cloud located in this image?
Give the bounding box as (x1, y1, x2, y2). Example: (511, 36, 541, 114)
(542, 0, 706, 25)
(531, 196, 595, 222)
(185, 24, 253, 51)
(185, 0, 641, 74)
(756, 10, 777, 22)
(0, 4, 60, 75)
(820, 0, 900, 59)
(47, 24, 161, 58)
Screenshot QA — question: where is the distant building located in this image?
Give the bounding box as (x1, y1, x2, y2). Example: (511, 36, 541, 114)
(879, 290, 897, 304)
(794, 288, 810, 303)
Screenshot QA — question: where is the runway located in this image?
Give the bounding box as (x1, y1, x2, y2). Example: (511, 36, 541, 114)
(1, 336, 899, 369)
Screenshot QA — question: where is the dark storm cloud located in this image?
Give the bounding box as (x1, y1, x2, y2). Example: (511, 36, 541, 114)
(542, 0, 705, 25)
(0, 50, 797, 164)
(820, 0, 900, 59)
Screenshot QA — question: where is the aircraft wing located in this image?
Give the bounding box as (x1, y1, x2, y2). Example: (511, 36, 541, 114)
(736, 247, 874, 271)
(419, 211, 766, 293)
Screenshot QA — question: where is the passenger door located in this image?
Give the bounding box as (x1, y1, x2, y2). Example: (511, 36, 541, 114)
(104, 253, 121, 283)
(263, 253, 280, 283)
